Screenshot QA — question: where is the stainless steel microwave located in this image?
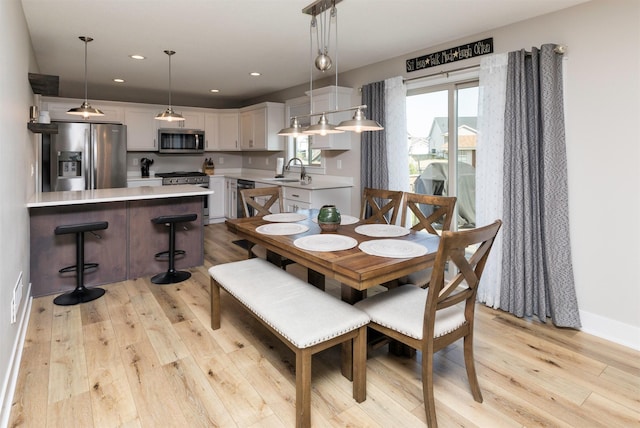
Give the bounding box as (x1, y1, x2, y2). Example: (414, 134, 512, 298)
(158, 128, 205, 153)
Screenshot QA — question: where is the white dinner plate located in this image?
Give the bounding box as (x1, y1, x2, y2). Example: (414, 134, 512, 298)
(263, 213, 308, 222)
(294, 234, 358, 252)
(256, 223, 309, 235)
(311, 214, 360, 225)
(358, 239, 428, 258)
(354, 224, 410, 237)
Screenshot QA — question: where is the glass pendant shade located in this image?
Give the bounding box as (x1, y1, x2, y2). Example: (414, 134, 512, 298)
(304, 113, 344, 136)
(336, 107, 383, 132)
(278, 117, 305, 136)
(67, 36, 104, 118)
(156, 50, 185, 122)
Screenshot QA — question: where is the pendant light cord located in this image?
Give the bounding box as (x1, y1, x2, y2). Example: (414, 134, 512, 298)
(83, 38, 88, 103)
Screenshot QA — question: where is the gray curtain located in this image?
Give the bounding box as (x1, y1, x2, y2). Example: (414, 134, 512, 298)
(500, 44, 581, 328)
(361, 81, 388, 192)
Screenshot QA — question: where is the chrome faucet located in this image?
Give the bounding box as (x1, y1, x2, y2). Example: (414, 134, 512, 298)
(285, 157, 308, 182)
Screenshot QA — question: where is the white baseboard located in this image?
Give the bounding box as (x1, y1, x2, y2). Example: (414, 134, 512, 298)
(579, 309, 640, 351)
(0, 285, 32, 428)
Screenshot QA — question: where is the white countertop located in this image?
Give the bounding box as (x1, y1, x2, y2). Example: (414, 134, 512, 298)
(28, 185, 213, 208)
(221, 170, 353, 190)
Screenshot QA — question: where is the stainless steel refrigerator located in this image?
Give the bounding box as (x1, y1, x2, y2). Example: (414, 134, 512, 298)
(43, 122, 127, 191)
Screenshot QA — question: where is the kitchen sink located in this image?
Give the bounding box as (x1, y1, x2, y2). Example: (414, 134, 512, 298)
(261, 178, 300, 182)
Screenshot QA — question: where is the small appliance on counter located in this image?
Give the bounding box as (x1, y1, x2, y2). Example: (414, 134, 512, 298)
(140, 157, 154, 177)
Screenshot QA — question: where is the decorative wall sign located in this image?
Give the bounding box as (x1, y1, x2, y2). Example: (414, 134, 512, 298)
(406, 38, 493, 73)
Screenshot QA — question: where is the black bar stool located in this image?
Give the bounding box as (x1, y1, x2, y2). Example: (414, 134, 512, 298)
(151, 213, 198, 284)
(54, 221, 108, 306)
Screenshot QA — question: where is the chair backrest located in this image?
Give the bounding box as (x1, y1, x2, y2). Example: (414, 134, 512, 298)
(401, 192, 456, 235)
(359, 187, 403, 224)
(424, 220, 502, 344)
(240, 186, 284, 217)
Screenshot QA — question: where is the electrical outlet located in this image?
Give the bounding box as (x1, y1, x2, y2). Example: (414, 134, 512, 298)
(265, 158, 269, 165)
(133, 158, 139, 166)
(337, 159, 342, 169)
(248, 157, 252, 164)
(219, 157, 224, 164)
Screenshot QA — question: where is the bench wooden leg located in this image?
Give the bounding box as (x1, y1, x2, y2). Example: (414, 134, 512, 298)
(296, 349, 312, 428)
(210, 277, 221, 330)
(352, 326, 367, 403)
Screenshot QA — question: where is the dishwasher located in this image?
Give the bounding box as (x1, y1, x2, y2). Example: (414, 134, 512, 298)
(236, 179, 255, 217)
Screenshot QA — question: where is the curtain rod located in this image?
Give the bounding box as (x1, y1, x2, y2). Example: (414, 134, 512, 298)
(403, 64, 480, 83)
(402, 44, 567, 84)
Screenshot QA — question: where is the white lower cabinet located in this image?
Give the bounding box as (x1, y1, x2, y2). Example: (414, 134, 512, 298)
(283, 186, 351, 214)
(225, 178, 237, 219)
(208, 176, 226, 223)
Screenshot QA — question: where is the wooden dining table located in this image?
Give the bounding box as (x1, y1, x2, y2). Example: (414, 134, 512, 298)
(231, 208, 441, 302)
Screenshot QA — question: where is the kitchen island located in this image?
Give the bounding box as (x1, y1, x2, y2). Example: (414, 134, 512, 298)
(28, 185, 213, 297)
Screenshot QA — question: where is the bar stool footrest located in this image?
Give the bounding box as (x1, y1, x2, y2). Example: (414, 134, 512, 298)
(59, 262, 99, 274)
(154, 250, 186, 260)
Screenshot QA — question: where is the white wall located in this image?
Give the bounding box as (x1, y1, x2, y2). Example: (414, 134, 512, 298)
(0, 0, 39, 423)
(338, 0, 640, 347)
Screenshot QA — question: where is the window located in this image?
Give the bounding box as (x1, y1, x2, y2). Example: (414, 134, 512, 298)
(293, 134, 322, 167)
(406, 74, 479, 231)
(285, 96, 323, 169)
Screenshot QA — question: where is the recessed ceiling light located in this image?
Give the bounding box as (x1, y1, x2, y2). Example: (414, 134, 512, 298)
(113, 78, 125, 83)
(210, 89, 220, 93)
(250, 72, 261, 77)
(129, 54, 145, 60)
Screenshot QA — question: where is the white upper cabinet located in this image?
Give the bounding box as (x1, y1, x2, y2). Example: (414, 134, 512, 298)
(42, 97, 124, 123)
(239, 102, 284, 151)
(124, 106, 158, 151)
(218, 111, 240, 151)
(306, 86, 354, 150)
(204, 112, 219, 151)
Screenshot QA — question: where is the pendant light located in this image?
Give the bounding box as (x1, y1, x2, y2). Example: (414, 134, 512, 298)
(156, 50, 185, 122)
(336, 106, 383, 132)
(67, 36, 104, 118)
(278, 117, 305, 137)
(279, 0, 383, 136)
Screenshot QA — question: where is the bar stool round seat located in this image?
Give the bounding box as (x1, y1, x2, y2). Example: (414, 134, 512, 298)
(151, 213, 198, 284)
(53, 221, 108, 306)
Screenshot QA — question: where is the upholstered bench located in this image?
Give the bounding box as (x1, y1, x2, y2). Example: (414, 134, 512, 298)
(209, 258, 369, 428)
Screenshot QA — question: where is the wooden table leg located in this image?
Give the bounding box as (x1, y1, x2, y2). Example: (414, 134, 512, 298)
(307, 269, 325, 290)
(340, 284, 365, 380)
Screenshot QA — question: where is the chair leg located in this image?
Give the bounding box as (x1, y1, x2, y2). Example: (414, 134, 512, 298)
(296, 349, 312, 428)
(210, 278, 221, 330)
(422, 350, 438, 428)
(463, 333, 483, 403)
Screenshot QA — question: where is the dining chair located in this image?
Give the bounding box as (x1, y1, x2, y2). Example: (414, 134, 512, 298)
(354, 220, 502, 428)
(239, 186, 293, 269)
(399, 193, 457, 288)
(359, 187, 403, 225)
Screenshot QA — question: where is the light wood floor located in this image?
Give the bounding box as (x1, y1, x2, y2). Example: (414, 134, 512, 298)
(9, 223, 640, 427)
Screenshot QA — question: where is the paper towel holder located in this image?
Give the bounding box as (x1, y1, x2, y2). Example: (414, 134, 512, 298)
(275, 157, 285, 178)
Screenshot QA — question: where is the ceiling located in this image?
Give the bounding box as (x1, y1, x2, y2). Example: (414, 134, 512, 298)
(21, 0, 588, 108)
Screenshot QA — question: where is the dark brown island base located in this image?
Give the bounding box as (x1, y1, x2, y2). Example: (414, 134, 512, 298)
(28, 185, 212, 297)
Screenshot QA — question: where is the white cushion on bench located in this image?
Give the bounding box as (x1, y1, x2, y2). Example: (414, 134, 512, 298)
(209, 258, 369, 349)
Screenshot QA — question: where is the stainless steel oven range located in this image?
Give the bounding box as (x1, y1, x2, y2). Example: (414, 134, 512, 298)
(155, 171, 209, 222)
